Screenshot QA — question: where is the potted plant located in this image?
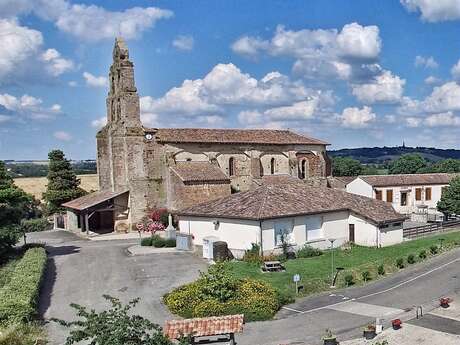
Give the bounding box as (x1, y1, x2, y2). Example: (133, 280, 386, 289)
(322, 329, 337, 345)
(440, 297, 452, 308)
(391, 318, 402, 330)
(363, 323, 376, 339)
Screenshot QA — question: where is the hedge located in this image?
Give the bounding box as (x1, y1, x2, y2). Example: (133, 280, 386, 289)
(0, 247, 47, 325)
(20, 218, 52, 233)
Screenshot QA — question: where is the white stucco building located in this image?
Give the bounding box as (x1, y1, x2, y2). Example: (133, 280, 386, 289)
(177, 181, 406, 258)
(346, 173, 457, 222)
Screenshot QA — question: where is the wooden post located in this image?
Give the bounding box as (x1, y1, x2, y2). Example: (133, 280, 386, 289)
(85, 213, 90, 238)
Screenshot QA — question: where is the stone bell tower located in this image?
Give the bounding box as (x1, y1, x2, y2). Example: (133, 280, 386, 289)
(96, 37, 148, 228)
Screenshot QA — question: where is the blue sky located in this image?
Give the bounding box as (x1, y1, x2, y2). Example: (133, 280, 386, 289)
(2, 0, 460, 159)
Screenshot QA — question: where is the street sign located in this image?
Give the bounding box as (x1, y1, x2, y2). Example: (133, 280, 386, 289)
(293, 274, 301, 282)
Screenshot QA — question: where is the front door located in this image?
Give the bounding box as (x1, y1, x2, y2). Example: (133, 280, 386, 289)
(349, 224, 355, 243)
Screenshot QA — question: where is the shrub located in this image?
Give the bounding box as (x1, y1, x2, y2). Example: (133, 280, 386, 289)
(151, 235, 166, 248)
(163, 282, 203, 318)
(199, 263, 237, 302)
(407, 254, 416, 264)
(0, 247, 47, 325)
(243, 243, 262, 264)
(396, 258, 405, 269)
(377, 264, 385, 275)
(361, 271, 371, 282)
(344, 274, 354, 286)
(20, 218, 51, 233)
(140, 237, 152, 247)
(430, 245, 438, 255)
(0, 226, 21, 261)
(0, 322, 46, 345)
(419, 250, 427, 259)
(296, 245, 323, 258)
(164, 239, 176, 248)
(193, 299, 226, 318)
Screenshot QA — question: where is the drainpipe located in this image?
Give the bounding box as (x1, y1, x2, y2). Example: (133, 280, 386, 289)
(259, 220, 263, 256)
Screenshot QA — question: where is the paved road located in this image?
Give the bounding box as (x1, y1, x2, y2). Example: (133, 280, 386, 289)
(33, 230, 460, 345)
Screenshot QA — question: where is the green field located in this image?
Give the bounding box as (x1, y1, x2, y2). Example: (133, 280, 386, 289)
(225, 230, 460, 299)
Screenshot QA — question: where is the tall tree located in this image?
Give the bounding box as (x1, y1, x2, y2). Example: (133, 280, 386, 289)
(0, 161, 35, 259)
(332, 157, 363, 176)
(43, 150, 86, 214)
(438, 177, 460, 216)
(388, 154, 428, 174)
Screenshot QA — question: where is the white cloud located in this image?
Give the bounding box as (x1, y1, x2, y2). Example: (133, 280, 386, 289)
(351, 70, 406, 104)
(414, 55, 438, 69)
(172, 35, 194, 51)
(340, 106, 376, 128)
(54, 130, 72, 141)
(231, 36, 269, 57)
(68, 81, 78, 87)
(425, 75, 441, 85)
(425, 111, 460, 127)
(83, 72, 108, 88)
(336, 22, 381, 60)
(91, 116, 107, 129)
(238, 110, 263, 125)
(264, 99, 319, 120)
(422, 82, 460, 112)
(0, 18, 73, 83)
(451, 59, 460, 80)
(405, 117, 422, 127)
(401, 0, 460, 22)
(0, 93, 61, 120)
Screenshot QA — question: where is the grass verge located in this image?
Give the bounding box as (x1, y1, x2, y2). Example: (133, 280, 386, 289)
(225, 231, 460, 300)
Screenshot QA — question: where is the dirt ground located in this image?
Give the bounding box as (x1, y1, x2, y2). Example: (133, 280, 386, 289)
(14, 174, 99, 200)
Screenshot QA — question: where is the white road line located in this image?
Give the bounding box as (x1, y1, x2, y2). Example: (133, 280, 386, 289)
(284, 256, 460, 315)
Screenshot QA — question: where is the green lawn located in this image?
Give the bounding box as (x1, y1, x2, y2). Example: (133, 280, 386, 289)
(225, 230, 460, 299)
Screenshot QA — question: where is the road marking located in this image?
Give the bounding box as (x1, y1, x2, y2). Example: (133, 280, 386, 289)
(284, 256, 460, 315)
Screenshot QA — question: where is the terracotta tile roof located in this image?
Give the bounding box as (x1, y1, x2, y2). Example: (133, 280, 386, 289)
(328, 176, 357, 189)
(148, 128, 328, 145)
(170, 162, 230, 183)
(164, 314, 244, 339)
(260, 174, 304, 185)
(178, 183, 405, 225)
(359, 173, 458, 187)
(62, 190, 128, 211)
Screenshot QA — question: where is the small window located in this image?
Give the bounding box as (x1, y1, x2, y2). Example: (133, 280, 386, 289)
(274, 221, 293, 246)
(375, 190, 383, 200)
(300, 159, 307, 179)
(270, 158, 275, 175)
(401, 192, 408, 206)
(186, 158, 192, 162)
(386, 189, 393, 203)
(415, 188, 422, 201)
(229, 157, 235, 176)
(393, 222, 403, 227)
(425, 187, 432, 201)
(380, 224, 389, 229)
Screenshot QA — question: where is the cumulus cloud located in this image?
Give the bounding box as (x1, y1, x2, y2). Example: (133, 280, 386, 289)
(336, 23, 381, 60)
(0, 0, 173, 42)
(340, 106, 376, 128)
(0, 93, 62, 120)
(91, 116, 107, 129)
(404, 112, 460, 128)
(425, 75, 441, 85)
(83, 72, 108, 88)
(54, 131, 72, 141)
(401, 0, 460, 22)
(351, 70, 406, 104)
(414, 55, 438, 69)
(451, 59, 460, 80)
(172, 35, 194, 51)
(0, 18, 73, 83)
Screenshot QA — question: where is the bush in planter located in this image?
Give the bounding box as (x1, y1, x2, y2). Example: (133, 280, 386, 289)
(361, 270, 371, 282)
(297, 245, 323, 258)
(344, 274, 354, 286)
(377, 264, 385, 275)
(151, 235, 166, 248)
(140, 237, 152, 246)
(419, 250, 427, 259)
(430, 245, 439, 255)
(396, 258, 405, 269)
(407, 254, 416, 264)
(164, 239, 176, 248)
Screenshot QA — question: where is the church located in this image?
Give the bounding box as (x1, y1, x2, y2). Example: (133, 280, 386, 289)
(62, 38, 332, 234)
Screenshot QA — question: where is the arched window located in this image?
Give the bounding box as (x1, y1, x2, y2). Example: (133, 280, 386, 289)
(270, 158, 275, 175)
(229, 157, 235, 176)
(301, 159, 307, 179)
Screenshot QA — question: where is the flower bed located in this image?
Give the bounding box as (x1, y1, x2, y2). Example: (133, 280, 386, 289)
(163, 263, 281, 321)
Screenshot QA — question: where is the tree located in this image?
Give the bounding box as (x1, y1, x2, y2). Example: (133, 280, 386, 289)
(43, 150, 86, 214)
(0, 161, 36, 259)
(52, 295, 184, 345)
(437, 177, 460, 216)
(388, 154, 428, 174)
(421, 159, 460, 173)
(332, 157, 363, 176)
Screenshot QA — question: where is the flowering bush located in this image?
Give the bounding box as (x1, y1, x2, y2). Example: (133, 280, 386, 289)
(136, 208, 168, 234)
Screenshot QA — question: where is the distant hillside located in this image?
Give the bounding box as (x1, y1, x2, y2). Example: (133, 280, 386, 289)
(328, 146, 460, 164)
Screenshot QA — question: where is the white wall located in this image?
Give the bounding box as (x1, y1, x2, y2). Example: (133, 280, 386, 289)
(178, 216, 260, 257)
(349, 213, 378, 247)
(347, 178, 373, 198)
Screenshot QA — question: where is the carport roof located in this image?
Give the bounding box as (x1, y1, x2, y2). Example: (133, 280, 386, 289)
(62, 190, 129, 211)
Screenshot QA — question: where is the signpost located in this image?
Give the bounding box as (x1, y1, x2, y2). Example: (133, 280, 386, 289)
(293, 274, 301, 295)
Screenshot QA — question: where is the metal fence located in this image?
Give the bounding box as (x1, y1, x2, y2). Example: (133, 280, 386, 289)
(403, 219, 460, 239)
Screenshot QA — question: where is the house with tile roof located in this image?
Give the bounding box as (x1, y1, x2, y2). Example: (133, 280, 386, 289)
(347, 173, 458, 222)
(63, 38, 331, 235)
(177, 183, 406, 257)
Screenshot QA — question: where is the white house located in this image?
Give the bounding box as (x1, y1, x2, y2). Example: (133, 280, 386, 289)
(177, 182, 406, 258)
(346, 173, 457, 222)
